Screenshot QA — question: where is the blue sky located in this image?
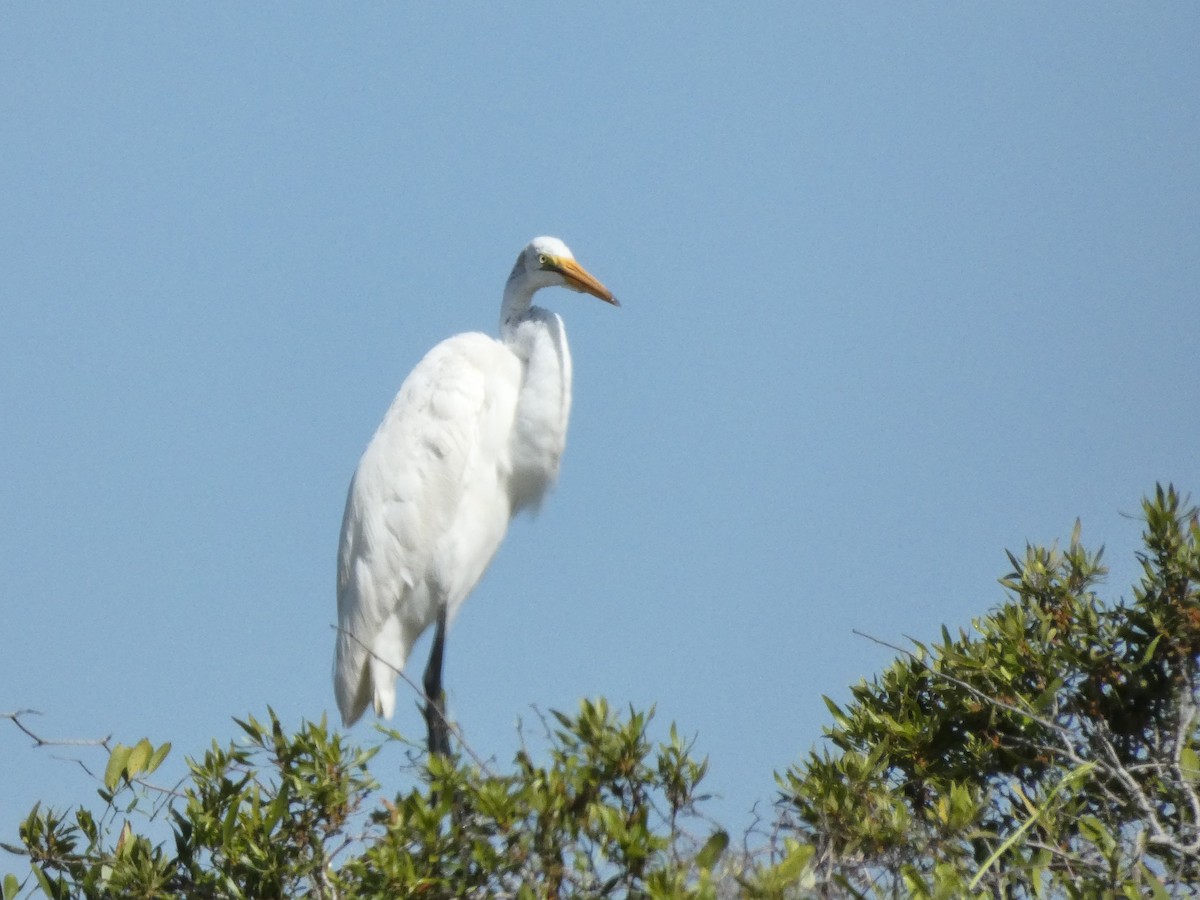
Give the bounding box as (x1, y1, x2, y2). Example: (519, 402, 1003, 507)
(2, 4, 1198, 840)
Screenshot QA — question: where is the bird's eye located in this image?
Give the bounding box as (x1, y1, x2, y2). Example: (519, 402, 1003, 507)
(538, 254, 548, 267)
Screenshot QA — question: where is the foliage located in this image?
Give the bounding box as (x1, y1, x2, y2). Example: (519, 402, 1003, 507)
(3, 701, 718, 899)
(777, 484, 1200, 897)
(3, 485, 1198, 898)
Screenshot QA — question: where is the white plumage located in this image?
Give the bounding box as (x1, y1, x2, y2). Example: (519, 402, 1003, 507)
(334, 237, 617, 734)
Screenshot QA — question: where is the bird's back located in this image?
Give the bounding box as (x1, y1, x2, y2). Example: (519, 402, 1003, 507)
(334, 331, 523, 724)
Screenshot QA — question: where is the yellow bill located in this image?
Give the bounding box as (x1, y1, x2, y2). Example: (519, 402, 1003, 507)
(549, 256, 620, 306)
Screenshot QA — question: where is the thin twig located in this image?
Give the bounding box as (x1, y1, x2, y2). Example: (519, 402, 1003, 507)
(969, 760, 1097, 890)
(332, 624, 493, 774)
(2, 709, 112, 748)
(4, 709, 188, 813)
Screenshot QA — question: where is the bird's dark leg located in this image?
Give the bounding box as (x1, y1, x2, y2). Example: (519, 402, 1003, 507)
(423, 604, 452, 757)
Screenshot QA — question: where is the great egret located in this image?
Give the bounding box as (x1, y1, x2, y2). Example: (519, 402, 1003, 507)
(334, 236, 618, 754)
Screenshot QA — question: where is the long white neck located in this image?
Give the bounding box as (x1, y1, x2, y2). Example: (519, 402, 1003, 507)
(500, 269, 537, 337)
(497, 270, 573, 513)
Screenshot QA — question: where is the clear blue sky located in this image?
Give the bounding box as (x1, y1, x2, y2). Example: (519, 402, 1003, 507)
(2, 4, 1198, 839)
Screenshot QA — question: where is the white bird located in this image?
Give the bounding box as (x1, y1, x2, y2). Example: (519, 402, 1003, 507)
(334, 236, 618, 753)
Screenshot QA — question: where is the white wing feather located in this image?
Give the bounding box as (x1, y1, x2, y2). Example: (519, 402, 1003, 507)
(334, 332, 523, 724)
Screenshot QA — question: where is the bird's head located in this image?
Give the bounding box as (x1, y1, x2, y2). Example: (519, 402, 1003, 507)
(508, 236, 620, 306)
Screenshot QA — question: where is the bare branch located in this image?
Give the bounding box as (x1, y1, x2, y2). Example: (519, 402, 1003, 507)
(2, 709, 111, 748)
(1173, 698, 1200, 835)
(4, 709, 189, 804)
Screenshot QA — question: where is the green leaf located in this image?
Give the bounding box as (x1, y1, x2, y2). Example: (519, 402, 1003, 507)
(1139, 634, 1162, 667)
(3, 874, 20, 900)
(1181, 745, 1200, 784)
(126, 738, 152, 779)
(222, 793, 242, 846)
(1078, 815, 1115, 854)
(695, 829, 728, 872)
(774, 840, 815, 883)
(822, 696, 848, 726)
(1139, 863, 1171, 900)
(146, 741, 172, 775)
(104, 744, 132, 791)
(1032, 676, 1065, 711)
(233, 715, 261, 742)
(31, 865, 58, 900)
